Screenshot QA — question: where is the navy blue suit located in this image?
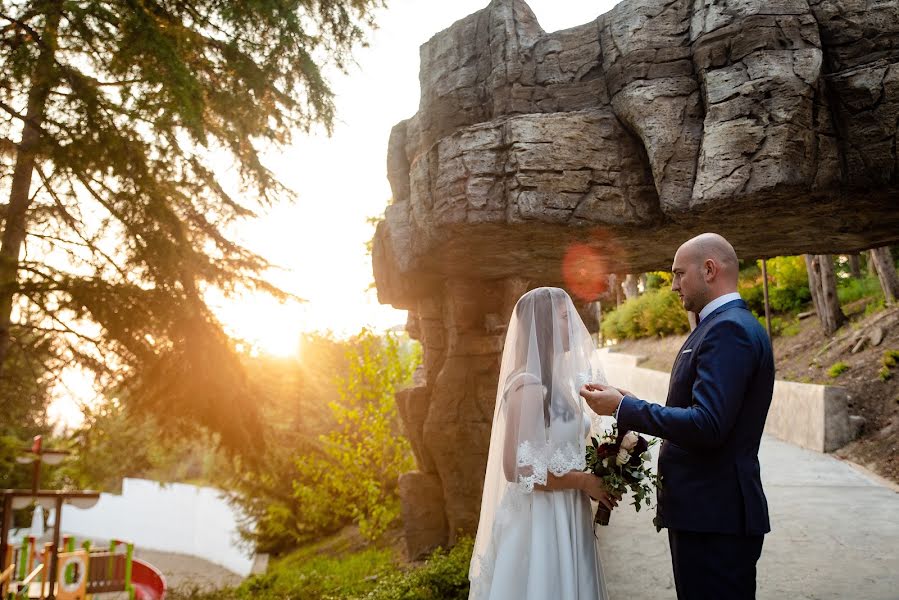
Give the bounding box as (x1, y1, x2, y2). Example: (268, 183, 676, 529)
(617, 299, 774, 599)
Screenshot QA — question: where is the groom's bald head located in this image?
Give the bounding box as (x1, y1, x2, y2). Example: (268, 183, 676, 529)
(672, 233, 739, 313)
(680, 233, 739, 284)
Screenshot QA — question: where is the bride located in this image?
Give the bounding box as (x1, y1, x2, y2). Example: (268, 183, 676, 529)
(469, 287, 615, 600)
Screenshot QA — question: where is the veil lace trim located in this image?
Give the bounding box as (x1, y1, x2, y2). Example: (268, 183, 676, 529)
(516, 439, 586, 493)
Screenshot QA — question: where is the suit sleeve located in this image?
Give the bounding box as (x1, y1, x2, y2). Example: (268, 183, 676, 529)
(616, 319, 757, 450)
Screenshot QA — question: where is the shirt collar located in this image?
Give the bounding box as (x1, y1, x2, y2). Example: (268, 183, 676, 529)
(698, 292, 742, 322)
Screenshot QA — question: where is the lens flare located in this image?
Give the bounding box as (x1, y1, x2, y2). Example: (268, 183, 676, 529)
(562, 244, 609, 302)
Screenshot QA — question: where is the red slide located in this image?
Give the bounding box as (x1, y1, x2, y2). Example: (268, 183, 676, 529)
(131, 558, 167, 600)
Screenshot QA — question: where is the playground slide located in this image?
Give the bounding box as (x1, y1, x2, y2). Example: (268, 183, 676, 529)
(131, 558, 167, 600)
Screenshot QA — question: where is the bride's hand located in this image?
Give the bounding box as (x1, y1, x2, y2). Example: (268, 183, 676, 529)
(580, 473, 619, 511)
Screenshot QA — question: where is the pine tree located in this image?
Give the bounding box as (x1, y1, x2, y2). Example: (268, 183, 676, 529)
(0, 0, 383, 449)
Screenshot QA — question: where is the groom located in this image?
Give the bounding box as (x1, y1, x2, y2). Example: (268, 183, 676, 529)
(581, 233, 774, 600)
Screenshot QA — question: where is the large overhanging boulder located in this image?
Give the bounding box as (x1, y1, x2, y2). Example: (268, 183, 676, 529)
(373, 0, 899, 558)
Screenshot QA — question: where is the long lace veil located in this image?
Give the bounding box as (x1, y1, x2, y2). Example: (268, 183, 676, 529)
(469, 287, 606, 589)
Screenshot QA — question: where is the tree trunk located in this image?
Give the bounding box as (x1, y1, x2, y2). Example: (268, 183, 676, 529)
(805, 255, 822, 317)
(622, 274, 639, 300)
(804, 254, 846, 335)
(761, 259, 772, 339)
(869, 246, 899, 305)
(0, 4, 62, 376)
(608, 274, 621, 307)
(847, 254, 862, 279)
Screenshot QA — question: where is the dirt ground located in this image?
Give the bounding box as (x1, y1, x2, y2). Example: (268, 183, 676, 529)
(132, 546, 244, 592)
(612, 301, 899, 485)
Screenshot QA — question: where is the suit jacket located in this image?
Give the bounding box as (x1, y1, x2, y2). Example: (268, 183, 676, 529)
(616, 299, 774, 536)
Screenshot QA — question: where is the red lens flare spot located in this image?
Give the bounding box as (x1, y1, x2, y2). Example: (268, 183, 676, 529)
(562, 244, 608, 302)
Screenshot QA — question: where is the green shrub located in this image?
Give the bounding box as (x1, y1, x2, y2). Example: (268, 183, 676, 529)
(882, 349, 899, 369)
(864, 298, 886, 316)
(740, 256, 811, 315)
(167, 544, 399, 600)
(740, 278, 766, 315)
(364, 537, 473, 600)
(766, 256, 811, 312)
(601, 289, 689, 340)
(292, 331, 419, 542)
(828, 362, 850, 378)
(754, 315, 799, 338)
(644, 271, 672, 291)
(880, 366, 893, 381)
(838, 275, 884, 305)
(165, 538, 475, 600)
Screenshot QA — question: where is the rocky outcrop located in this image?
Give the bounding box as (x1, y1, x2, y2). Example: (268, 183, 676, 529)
(375, 0, 899, 557)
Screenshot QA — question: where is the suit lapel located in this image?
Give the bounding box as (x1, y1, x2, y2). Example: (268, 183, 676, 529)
(666, 299, 748, 402)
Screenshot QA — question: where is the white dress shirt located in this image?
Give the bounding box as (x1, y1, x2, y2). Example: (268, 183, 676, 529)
(698, 292, 743, 322)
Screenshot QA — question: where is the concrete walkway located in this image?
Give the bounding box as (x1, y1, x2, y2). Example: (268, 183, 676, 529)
(596, 436, 899, 599)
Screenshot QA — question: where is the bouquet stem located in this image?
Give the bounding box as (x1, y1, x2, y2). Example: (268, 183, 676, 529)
(594, 504, 611, 526)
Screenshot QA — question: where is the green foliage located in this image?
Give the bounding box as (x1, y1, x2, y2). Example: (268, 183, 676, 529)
(292, 330, 419, 542)
(883, 350, 899, 369)
(754, 315, 800, 338)
(0, 0, 384, 452)
(166, 537, 475, 600)
(779, 320, 802, 337)
(601, 289, 689, 340)
(0, 335, 56, 494)
(245, 546, 397, 599)
(0, 335, 54, 436)
(739, 277, 766, 315)
(224, 331, 420, 553)
(223, 333, 352, 554)
(59, 400, 226, 493)
(643, 272, 672, 291)
(168, 545, 396, 600)
(828, 362, 850, 378)
(742, 256, 812, 315)
(363, 538, 474, 600)
(838, 275, 885, 305)
(864, 299, 887, 317)
(881, 349, 899, 380)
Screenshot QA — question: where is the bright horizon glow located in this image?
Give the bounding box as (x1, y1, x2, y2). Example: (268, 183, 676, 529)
(206, 0, 618, 355)
(50, 0, 620, 428)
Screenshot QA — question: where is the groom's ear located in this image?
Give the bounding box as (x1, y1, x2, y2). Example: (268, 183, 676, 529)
(703, 259, 718, 282)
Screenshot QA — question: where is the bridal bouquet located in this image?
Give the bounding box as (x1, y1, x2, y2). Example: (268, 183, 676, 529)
(585, 422, 660, 526)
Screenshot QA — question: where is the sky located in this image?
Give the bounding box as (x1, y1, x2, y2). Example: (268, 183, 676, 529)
(207, 0, 620, 353)
(49, 0, 621, 427)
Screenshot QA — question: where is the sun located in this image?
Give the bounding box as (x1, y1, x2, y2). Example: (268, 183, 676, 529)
(207, 291, 306, 358)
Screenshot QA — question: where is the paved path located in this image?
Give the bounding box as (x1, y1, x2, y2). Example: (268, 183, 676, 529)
(596, 436, 899, 599)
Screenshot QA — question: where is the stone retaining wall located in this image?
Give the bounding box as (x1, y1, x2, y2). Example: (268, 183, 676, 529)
(597, 349, 856, 453)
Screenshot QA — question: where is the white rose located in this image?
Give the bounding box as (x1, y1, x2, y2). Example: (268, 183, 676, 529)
(621, 431, 639, 451)
(616, 448, 630, 466)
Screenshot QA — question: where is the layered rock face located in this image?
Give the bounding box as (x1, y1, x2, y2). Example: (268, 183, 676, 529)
(374, 0, 899, 558)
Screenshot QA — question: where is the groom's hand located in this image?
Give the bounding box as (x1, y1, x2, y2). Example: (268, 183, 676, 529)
(579, 384, 624, 416)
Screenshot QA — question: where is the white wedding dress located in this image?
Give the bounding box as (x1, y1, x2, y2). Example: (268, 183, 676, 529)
(469, 288, 609, 600)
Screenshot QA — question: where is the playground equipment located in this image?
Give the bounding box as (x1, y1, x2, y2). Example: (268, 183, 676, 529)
(2, 438, 166, 600)
(1, 536, 166, 600)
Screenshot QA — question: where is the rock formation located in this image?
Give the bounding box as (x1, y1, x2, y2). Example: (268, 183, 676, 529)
(373, 0, 899, 558)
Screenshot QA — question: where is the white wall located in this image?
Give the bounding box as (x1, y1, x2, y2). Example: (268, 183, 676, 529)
(61, 478, 254, 576)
